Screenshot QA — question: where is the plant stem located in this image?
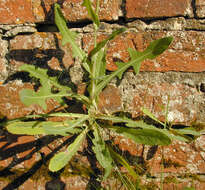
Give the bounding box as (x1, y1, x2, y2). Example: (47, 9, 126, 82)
(90, 0, 100, 108)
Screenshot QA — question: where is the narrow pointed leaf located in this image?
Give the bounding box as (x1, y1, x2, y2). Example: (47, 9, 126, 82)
(54, 3, 86, 60)
(82, 60, 91, 74)
(108, 145, 138, 179)
(49, 112, 88, 118)
(96, 37, 173, 95)
(142, 108, 165, 127)
(42, 120, 83, 136)
(82, 0, 100, 27)
(6, 121, 45, 135)
(95, 49, 105, 79)
(126, 120, 190, 143)
(92, 48, 106, 84)
(109, 126, 171, 145)
(92, 125, 113, 180)
(43, 116, 88, 135)
(145, 37, 173, 59)
(163, 129, 189, 142)
(174, 128, 200, 136)
(49, 127, 88, 172)
(6, 120, 83, 136)
(125, 119, 186, 142)
(99, 115, 177, 143)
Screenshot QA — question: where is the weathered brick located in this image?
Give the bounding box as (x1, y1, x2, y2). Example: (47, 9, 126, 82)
(0, 81, 59, 119)
(9, 32, 74, 71)
(98, 85, 122, 113)
(119, 72, 205, 124)
(0, 0, 35, 24)
(126, 0, 193, 19)
(62, 176, 87, 190)
(114, 135, 205, 174)
(0, 0, 120, 24)
(0, 0, 205, 188)
(196, 0, 205, 18)
(62, 0, 120, 22)
(0, 134, 35, 168)
(83, 30, 205, 72)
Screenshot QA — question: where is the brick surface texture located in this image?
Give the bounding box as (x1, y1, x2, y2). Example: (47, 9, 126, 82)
(0, 0, 205, 189)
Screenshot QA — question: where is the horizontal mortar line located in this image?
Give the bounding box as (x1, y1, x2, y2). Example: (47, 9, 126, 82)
(35, 20, 205, 33)
(139, 71, 205, 74)
(1, 16, 203, 33)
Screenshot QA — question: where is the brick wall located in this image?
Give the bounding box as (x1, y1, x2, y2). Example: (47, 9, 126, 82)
(0, 0, 205, 189)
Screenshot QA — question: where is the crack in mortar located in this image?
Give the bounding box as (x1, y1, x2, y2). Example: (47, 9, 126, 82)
(35, 16, 205, 33)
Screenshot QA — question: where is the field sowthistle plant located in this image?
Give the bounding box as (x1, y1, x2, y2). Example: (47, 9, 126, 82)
(4, 0, 201, 187)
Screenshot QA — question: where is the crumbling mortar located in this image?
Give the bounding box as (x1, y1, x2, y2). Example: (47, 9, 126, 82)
(118, 71, 205, 123)
(0, 23, 37, 38)
(35, 18, 205, 34)
(0, 34, 9, 81)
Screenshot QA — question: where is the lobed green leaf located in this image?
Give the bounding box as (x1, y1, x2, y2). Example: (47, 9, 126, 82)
(19, 65, 90, 109)
(19, 64, 70, 91)
(19, 88, 67, 111)
(95, 37, 173, 95)
(54, 3, 86, 60)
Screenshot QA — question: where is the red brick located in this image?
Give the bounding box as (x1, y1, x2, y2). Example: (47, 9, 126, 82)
(9, 32, 73, 71)
(62, 176, 87, 190)
(9, 136, 36, 169)
(196, 0, 205, 18)
(0, 135, 35, 168)
(0, 81, 59, 119)
(126, 0, 193, 19)
(83, 31, 205, 72)
(32, 0, 120, 23)
(32, 0, 54, 22)
(62, 0, 119, 22)
(98, 85, 122, 114)
(18, 179, 37, 190)
(0, 181, 9, 190)
(114, 135, 205, 175)
(110, 31, 205, 72)
(0, 0, 35, 24)
(0, 0, 120, 24)
(130, 81, 204, 123)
